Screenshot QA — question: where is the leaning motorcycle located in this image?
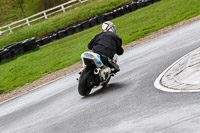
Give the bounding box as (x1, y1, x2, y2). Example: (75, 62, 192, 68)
(78, 51, 118, 96)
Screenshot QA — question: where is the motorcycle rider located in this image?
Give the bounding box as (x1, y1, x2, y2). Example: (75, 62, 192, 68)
(87, 21, 124, 73)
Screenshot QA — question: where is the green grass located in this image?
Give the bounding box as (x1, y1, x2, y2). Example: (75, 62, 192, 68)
(0, 0, 132, 48)
(0, 0, 200, 93)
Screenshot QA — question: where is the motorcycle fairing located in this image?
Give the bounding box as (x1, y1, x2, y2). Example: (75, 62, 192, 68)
(81, 51, 103, 68)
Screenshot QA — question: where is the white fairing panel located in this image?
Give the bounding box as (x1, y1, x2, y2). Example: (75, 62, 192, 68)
(81, 51, 103, 68)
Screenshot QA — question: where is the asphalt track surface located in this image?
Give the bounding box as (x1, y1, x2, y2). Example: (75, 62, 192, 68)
(1, 21, 200, 133)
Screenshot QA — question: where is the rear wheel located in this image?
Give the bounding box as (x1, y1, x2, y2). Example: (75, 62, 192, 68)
(78, 67, 94, 96)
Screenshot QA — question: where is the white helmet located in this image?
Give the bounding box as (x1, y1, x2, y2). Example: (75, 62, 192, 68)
(102, 21, 116, 33)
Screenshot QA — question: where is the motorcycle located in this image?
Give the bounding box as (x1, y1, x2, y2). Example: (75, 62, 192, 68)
(77, 51, 118, 96)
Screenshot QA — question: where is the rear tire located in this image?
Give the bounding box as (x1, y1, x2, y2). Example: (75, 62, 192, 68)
(78, 67, 94, 96)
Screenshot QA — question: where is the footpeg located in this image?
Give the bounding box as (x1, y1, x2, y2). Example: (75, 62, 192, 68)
(111, 73, 115, 77)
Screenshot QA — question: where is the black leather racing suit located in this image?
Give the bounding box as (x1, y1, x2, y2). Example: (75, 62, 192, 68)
(88, 31, 124, 72)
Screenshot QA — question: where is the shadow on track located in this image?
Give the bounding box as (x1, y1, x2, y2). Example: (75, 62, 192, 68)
(82, 82, 126, 98)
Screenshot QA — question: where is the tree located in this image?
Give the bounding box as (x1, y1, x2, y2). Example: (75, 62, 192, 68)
(16, 0, 26, 18)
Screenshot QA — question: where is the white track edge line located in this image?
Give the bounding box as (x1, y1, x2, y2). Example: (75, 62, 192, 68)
(154, 45, 200, 92)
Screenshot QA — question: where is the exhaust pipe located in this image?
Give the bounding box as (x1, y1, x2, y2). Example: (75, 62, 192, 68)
(94, 68, 100, 75)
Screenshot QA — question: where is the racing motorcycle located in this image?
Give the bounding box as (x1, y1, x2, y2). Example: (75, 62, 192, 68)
(78, 51, 118, 96)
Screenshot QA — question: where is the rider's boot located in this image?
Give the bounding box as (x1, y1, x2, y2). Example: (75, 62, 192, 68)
(112, 64, 120, 73)
(108, 59, 120, 73)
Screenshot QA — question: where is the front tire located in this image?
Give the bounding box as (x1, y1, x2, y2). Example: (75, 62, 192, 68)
(78, 67, 94, 96)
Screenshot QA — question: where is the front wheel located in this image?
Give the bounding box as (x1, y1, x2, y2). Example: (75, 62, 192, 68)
(78, 67, 94, 96)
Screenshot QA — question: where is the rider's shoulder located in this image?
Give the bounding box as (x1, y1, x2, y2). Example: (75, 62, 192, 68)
(97, 32, 121, 40)
(107, 32, 122, 40)
(96, 32, 104, 36)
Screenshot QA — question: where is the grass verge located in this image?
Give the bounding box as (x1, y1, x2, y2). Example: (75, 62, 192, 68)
(0, 0, 200, 93)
